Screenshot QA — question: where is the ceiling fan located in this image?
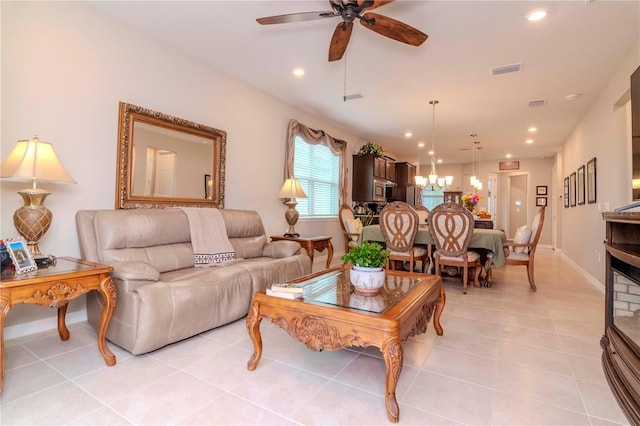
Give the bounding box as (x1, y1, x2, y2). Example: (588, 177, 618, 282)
(256, 0, 428, 61)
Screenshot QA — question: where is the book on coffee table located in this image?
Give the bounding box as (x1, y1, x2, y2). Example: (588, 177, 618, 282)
(266, 288, 303, 299)
(270, 283, 304, 293)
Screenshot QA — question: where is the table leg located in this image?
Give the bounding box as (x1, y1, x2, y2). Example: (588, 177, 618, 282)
(57, 304, 70, 341)
(433, 287, 446, 336)
(0, 296, 9, 392)
(325, 240, 334, 269)
(381, 338, 403, 423)
(97, 275, 117, 366)
(246, 303, 263, 371)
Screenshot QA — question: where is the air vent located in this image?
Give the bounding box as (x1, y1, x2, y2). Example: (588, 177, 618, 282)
(528, 99, 546, 108)
(491, 63, 521, 75)
(343, 93, 363, 102)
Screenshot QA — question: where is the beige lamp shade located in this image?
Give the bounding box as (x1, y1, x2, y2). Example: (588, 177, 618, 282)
(1, 135, 76, 185)
(277, 178, 307, 199)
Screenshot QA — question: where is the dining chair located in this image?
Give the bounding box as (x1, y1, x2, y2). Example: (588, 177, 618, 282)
(379, 201, 429, 273)
(428, 202, 482, 294)
(413, 205, 430, 225)
(503, 206, 545, 291)
(339, 204, 363, 253)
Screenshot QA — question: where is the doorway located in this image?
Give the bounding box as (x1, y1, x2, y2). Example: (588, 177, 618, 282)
(509, 174, 528, 237)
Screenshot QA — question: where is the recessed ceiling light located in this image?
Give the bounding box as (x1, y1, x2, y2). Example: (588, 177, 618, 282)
(293, 68, 305, 77)
(526, 139, 534, 144)
(527, 9, 547, 22)
(405, 132, 412, 138)
(566, 93, 581, 101)
(428, 150, 434, 155)
(418, 143, 425, 148)
(505, 154, 512, 158)
(528, 127, 537, 132)
(437, 159, 443, 164)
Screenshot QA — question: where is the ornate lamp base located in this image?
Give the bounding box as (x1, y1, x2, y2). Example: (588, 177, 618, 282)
(13, 189, 53, 259)
(283, 199, 300, 237)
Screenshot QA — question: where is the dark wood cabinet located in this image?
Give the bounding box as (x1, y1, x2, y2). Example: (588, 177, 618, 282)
(444, 191, 463, 205)
(632, 66, 640, 200)
(601, 211, 640, 425)
(352, 154, 395, 202)
(388, 162, 421, 206)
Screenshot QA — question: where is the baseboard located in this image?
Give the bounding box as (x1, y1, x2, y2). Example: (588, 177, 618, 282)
(4, 310, 88, 341)
(560, 251, 605, 292)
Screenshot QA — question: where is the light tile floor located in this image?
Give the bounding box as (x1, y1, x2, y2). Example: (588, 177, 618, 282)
(0, 248, 630, 425)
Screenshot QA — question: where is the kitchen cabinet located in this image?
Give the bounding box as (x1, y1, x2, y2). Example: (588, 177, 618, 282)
(388, 162, 421, 206)
(352, 154, 396, 202)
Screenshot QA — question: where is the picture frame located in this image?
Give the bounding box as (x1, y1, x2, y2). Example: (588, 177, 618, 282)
(499, 161, 519, 171)
(5, 238, 37, 274)
(577, 165, 586, 205)
(204, 174, 212, 199)
(564, 177, 570, 208)
(587, 157, 597, 204)
(536, 185, 548, 196)
(570, 172, 577, 207)
(536, 197, 547, 207)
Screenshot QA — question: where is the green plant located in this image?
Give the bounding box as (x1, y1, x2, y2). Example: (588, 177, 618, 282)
(341, 241, 390, 269)
(357, 142, 384, 158)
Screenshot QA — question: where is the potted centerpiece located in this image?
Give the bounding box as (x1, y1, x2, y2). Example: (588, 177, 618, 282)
(357, 142, 385, 158)
(341, 241, 390, 295)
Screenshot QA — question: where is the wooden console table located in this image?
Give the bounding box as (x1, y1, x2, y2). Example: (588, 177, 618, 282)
(270, 235, 333, 271)
(0, 257, 117, 392)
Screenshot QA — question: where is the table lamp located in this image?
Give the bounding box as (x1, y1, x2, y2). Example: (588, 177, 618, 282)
(0, 135, 76, 259)
(277, 178, 307, 237)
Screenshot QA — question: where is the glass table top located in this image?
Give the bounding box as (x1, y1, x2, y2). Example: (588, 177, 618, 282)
(294, 269, 425, 314)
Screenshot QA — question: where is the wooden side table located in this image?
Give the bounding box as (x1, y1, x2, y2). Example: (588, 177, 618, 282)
(0, 257, 117, 392)
(270, 235, 333, 271)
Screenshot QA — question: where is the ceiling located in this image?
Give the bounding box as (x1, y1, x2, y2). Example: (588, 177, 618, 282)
(88, 1, 640, 166)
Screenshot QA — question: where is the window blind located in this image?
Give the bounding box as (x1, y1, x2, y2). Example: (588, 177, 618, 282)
(294, 136, 339, 217)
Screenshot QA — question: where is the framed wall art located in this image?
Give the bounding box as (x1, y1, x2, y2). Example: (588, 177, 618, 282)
(5, 238, 37, 274)
(577, 165, 586, 205)
(536, 185, 548, 196)
(564, 177, 570, 208)
(570, 172, 577, 207)
(587, 157, 597, 204)
(536, 197, 547, 207)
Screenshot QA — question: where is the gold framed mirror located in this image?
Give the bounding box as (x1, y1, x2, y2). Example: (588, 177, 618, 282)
(116, 102, 226, 209)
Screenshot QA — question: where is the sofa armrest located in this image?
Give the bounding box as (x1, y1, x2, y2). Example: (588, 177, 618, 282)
(262, 241, 301, 258)
(109, 261, 161, 281)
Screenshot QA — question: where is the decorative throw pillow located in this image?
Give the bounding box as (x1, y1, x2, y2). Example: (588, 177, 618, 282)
(513, 225, 532, 254)
(345, 218, 363, 241)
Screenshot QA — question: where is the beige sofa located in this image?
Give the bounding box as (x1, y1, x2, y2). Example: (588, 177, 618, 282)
(76, 208, 311, 355)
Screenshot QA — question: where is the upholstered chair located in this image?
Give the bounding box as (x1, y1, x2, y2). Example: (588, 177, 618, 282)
(428, 202, 482, 294)
(413, 205, 430, 226)
(379, 201, 429, 273)
(339, 204, 362, 253)
(503, 206, 545, 291)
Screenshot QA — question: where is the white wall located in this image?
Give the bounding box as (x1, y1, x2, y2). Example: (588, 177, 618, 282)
(0, 2, 361, 336)
(560, 42, 640, 284)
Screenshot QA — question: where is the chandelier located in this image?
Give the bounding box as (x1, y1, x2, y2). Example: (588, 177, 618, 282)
(415, 100, 453, 190)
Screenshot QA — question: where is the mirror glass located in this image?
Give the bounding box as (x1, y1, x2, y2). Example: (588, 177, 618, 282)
(116, 102, 226, 208)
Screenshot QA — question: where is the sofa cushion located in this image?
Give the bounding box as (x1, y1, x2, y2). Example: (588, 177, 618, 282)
(262, 241, 300, 258)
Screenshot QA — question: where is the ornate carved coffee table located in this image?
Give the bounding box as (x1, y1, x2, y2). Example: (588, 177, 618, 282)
(246, 266, 445, 423)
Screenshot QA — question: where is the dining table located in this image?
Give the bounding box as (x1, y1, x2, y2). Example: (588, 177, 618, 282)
(361, 225, 507, 281)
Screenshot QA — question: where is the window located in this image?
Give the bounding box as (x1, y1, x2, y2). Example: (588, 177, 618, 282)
(422, 189, 444, 211)
(294, 136, 340, 217)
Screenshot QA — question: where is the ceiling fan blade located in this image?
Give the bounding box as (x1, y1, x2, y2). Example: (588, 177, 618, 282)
(329, 22, 353, 61)
(360, 12, 428, 46)
(256, 11, 336, 25)
(358, 0, 395, 11)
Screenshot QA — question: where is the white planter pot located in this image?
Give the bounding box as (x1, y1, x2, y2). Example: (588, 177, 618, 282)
(349, 266, 385, 295)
